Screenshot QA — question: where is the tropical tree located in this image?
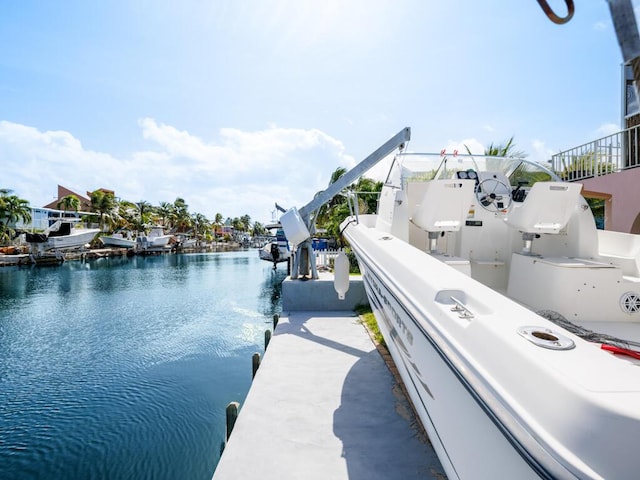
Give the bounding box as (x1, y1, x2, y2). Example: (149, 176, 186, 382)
(0, 191, 31, 245)
(231, 217, 245, 233)
(89, 190, 119, 230)
(465, 136, 527, 158)
(191, 212, 210, 241)
(135, 200, 154, 232)
(170, 197, 191, 232)
(313, 167, 383, 242)
(0, 191, 32, 226)
(213, 212, 224, 241)
(240, 214, 251, 233)
(316, 167, 348, 226)
(353, 176, 383, 214)
(57, 194, 80, 212)
(252, 221, 266, 236)
(116, 200, 139, 231)
(157, 201, 173, 228)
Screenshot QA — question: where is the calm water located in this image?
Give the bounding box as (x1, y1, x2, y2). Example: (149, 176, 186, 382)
(0, 251, 285, 480)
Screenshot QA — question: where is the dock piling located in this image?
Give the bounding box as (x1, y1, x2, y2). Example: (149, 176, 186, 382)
(265, 330, 272, 349)
(252, 352, 261, 378)
(225, 401, 240, 441)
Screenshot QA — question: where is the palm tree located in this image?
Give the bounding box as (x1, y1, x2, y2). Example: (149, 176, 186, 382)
(312, 167, 383, 242)
(252, 221, 266, 236)
(170, 198, 191, 232)
(324, 201, 352, 244)
(57, 194, 80, 213)
(465, 136, 527, 158)
(90, 190, 118, 231)
(191, 212, 210, 241)
(213, 212, 224, 242)
(231, 217, 245, 233)
(0, 191, 32, 245)
(135, 201, 153, 232)
(240, 214, 251, 233)
(316, 167, 348, 227)
(354, 176, 383, 214)
(117, 200, 139, 231)
(157, 201, 173, 228)
(0, 192, 32, 226)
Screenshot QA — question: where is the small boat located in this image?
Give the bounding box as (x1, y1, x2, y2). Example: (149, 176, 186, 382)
(100, 231, 136, 249)
(338, 145, 640, 479)
(136, 226, 172, 251)
(25, 219, 100, 254)
(259, 226, 291, 268)
(174, 234, 197, 249)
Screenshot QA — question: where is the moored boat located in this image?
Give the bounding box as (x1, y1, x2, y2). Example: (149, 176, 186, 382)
(174, 234, 197, 249)
(25, 219, 100, 254)
(337, 144, 640, 479)
(258, 226, 291, 268)
(100, 231, 136, 249)
(136, 226, 172, 251)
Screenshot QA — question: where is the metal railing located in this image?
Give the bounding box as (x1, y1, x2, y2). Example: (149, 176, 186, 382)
(314, 248, 345, 269)
(551, 124, 640, 181)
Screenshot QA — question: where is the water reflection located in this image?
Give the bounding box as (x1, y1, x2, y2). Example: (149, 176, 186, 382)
(0, 250, 282, 480)
(259, 267, 287, 318)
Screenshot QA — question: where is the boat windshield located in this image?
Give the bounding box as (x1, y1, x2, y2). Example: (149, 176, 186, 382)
(385, 153, 558, 189)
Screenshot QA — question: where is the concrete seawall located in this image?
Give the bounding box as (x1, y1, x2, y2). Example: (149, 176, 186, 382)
(282, 272, 368, 311)
(212, 271, 446, 480)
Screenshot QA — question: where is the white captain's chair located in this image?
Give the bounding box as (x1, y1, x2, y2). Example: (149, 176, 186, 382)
(411, 179, 476, 253)
(505, 181, 583, 254)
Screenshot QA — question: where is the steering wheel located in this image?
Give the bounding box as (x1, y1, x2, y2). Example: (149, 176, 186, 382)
(476, 179, 512, 212)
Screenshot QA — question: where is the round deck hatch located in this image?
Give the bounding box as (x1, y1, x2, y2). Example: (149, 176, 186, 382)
(517, 326, 575, 350)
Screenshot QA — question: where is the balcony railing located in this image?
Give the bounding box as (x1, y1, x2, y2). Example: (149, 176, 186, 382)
(551, 124, 640, 181)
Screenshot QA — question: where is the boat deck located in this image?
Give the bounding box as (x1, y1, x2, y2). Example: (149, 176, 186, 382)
(212, 310, 446, 480)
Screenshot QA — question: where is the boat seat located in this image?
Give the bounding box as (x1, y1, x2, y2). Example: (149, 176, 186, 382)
(411, 179, 475, 253)
(505, 182, 582, 254)
(597, 229, 640, 277)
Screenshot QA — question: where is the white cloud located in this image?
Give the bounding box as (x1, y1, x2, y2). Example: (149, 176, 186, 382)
(530, 139, 555, 165)
(595, 122, 621, 137)
(593, 21, 608, 31)
(0, 120, 358, 223)
(443, 138, 485, 155)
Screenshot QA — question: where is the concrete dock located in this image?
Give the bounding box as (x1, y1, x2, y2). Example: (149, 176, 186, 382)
(212, 273, 446, 479)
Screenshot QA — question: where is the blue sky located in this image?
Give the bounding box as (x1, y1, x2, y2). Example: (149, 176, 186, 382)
(0, 0, 630, 223)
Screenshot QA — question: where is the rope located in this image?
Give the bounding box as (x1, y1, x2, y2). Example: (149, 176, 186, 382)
(537, 309, 640, 352)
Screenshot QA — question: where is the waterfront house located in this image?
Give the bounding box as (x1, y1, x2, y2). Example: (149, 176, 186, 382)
(553, 63, 640, 233)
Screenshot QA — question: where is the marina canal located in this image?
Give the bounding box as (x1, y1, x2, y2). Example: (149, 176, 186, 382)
(0, 251, 285, 480)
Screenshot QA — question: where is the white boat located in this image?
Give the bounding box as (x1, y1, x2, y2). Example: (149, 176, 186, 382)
(136, 226, 172, 251)
(175, 234, 197, 249)
(259, 226, 291, 267)
(25, 219, 100, 253)
(100, 231, 136, 249)
(337, 149, 640, 479)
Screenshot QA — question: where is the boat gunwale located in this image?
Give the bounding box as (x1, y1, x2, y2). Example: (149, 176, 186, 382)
(344, 219, 603, 480)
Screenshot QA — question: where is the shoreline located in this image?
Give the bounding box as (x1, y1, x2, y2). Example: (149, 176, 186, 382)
(0, 243, 247, 267)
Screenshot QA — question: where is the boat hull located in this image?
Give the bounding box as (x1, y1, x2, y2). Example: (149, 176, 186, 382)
(258, 242, 291, 264)
(100, 236, 136, 249)
(349, 233, 539, 479)
(136, 230, 172, 250)
(36, 229, 100, 251)
(343, 216, 640, 480)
